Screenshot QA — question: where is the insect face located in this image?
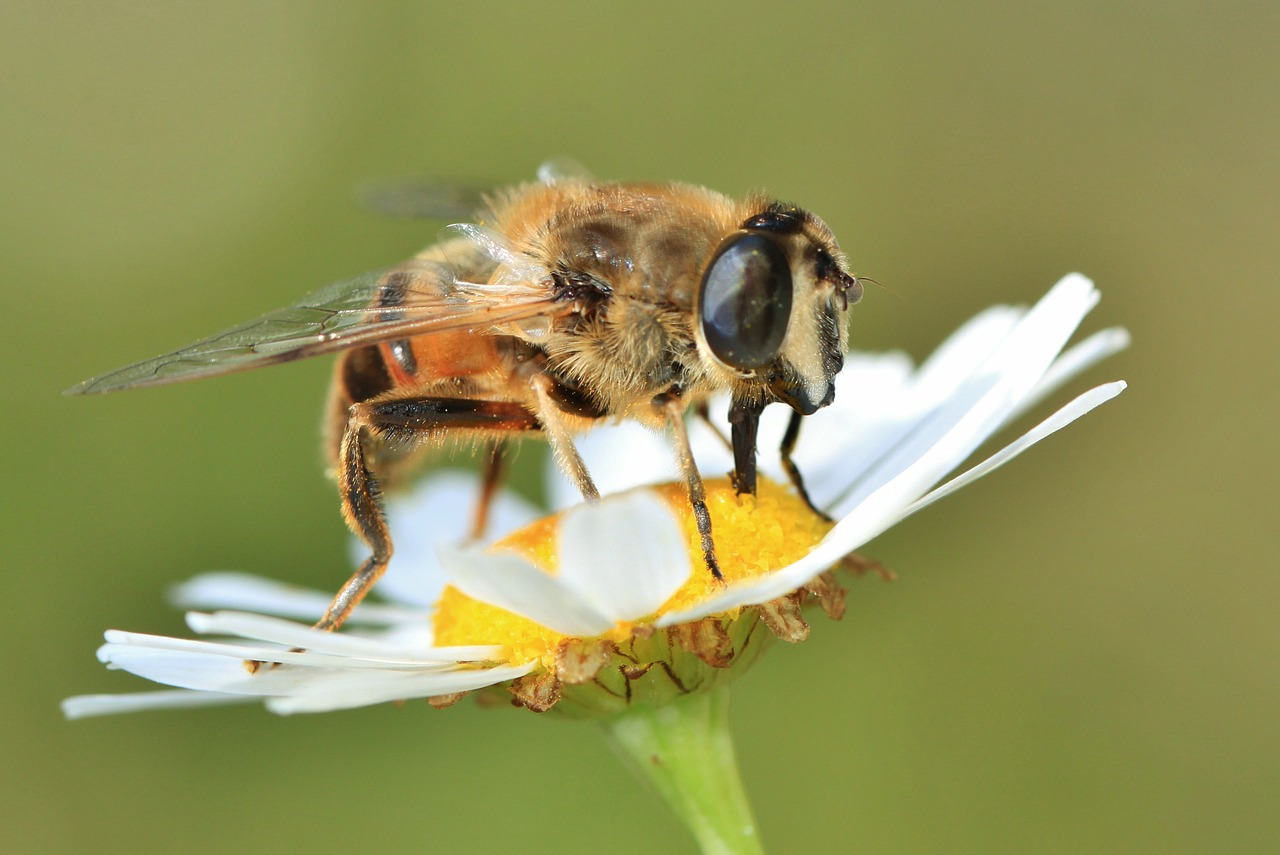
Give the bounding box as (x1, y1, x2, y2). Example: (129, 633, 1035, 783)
(695, 207, 863, 417)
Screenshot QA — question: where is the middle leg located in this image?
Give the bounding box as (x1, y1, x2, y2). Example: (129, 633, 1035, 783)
(469, 440, 509, 542)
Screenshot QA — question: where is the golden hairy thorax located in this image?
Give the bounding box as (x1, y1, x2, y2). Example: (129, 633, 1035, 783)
(490, 183, 756, 418)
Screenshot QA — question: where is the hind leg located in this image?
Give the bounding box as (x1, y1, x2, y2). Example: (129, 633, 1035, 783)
(317, 394, 539, 632)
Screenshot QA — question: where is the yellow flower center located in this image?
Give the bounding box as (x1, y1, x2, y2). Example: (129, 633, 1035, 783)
(432, 477, 832, 668)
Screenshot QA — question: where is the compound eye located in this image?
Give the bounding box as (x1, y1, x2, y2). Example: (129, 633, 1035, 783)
(698, 233, 793, 371)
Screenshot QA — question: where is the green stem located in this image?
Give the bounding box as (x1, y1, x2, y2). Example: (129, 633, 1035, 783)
(601, 686, 764, 855)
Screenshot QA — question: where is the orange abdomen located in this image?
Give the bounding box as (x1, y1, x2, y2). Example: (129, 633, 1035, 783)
(379, 330, 503, 387)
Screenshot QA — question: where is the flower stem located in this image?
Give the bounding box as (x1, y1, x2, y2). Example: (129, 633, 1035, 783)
(601, 686, 764, 855)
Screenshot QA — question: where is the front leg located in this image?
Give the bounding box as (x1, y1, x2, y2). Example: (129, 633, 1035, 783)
(318, 394, 540, 632)
(779, 410, 831, 521)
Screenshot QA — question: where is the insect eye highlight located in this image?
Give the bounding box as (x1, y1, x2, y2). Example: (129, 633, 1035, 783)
(698, 232, 793, 371)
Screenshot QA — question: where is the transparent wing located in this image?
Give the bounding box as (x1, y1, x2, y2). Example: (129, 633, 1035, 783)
(536, 158, 594, 185)
(360, 161, 594, 219)
(67, 259, 567, 395)
(358, 179, 490, 221)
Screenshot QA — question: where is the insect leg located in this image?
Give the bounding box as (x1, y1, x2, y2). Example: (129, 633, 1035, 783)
(779, 410, 831, 521)
(530, 374, 600, 502)
(469, 440, 508, 541)
(317, 419, 392, 632)
(317, 395, 539, 632)
(658, 395, 723, 581)
(693, 400, 732, 452)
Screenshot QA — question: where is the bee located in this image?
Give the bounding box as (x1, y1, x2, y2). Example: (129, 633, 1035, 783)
(69, 166, 863, 632)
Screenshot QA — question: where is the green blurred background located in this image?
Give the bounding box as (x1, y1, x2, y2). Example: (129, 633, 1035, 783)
(3, 2, 1276, 852)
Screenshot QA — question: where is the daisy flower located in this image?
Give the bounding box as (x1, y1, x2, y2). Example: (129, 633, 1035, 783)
(64, 273, 1127, 854)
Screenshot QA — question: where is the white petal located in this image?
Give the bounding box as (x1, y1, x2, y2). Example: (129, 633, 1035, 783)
(62, 690, 250, 718)
(905, 381, 1127, 516)
(371, 470, 542, 608)
(184, 611, 500, 664)
(826, 273, 1098, 517)
(99, 630, 454, 676)
(774, 309, 1027, 507)
(265, 662, 535, 715)
(440, 546, 616, 637)
(910, 304, 1026, 401)
(170, 572, 424, 625)
(557, 492, 692, 622)
(99, 639, 356, 695)
(91, 632, 534, 714)
(1009, 327, 1130, 425)
(86, 627, 535, 715)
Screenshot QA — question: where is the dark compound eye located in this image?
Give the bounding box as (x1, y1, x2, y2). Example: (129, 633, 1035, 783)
(698, 232, 793, 371)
